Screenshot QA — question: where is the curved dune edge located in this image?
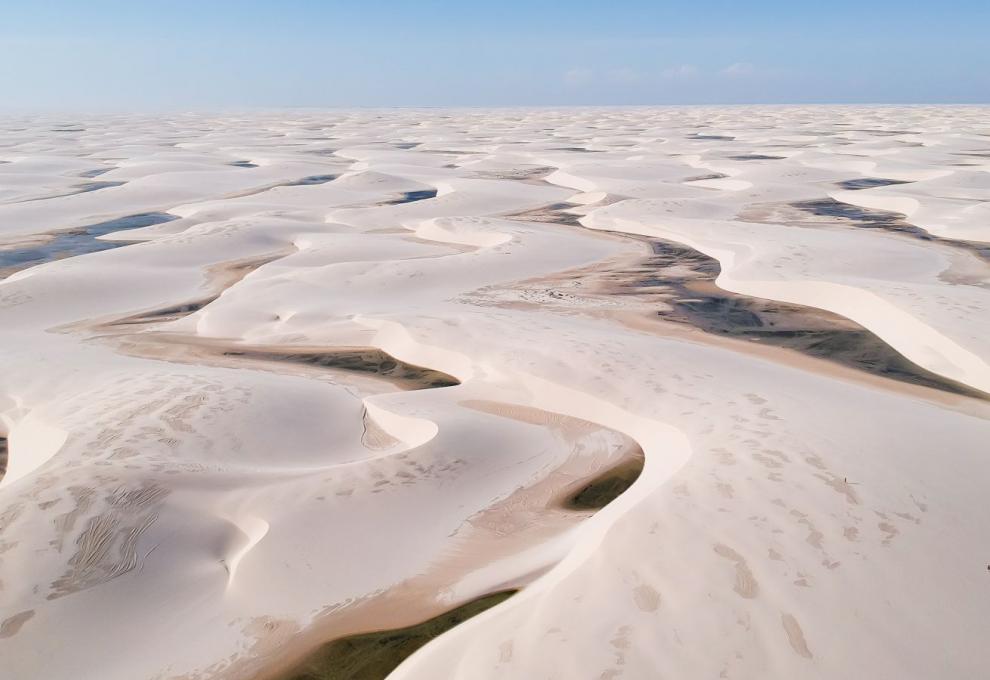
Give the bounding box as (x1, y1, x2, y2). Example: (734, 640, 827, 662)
(384, 373, 692, 680)
(229, 309, 694, 680)
(220, 515, 271, 590)
(412, 218, 512, 249)
(362, 401, 438, 451)
(238, 390, 668, 680)
(263, 357, 692, 680)
(1, 107, 988, 680)
(0, 413, 68, 489)
(263, 392, 653, 680)
(348, 320, 694, 662)
(71, 293, 670, 680)
(581, 212, 990, 395)
(831, 189, 990, 243)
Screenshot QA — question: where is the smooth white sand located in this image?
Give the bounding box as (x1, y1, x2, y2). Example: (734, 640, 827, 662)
(0, 106, 988, 680)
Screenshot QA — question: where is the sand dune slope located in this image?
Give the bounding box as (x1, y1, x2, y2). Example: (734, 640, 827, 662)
(0, 106, 987, 680)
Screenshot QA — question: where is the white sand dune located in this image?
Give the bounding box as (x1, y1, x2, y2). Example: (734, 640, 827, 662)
(0, 106, 988, 680)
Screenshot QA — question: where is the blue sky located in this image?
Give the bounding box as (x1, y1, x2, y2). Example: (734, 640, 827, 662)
(1, 1, 987, 110)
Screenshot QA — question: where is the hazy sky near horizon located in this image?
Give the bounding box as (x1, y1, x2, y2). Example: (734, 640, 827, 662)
(1, 0, 988, 111)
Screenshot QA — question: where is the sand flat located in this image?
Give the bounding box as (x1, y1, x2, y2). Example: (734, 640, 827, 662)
(0, 107, 988, 680)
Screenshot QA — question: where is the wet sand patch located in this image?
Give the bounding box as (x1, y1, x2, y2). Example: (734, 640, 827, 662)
(564, 455, 644, 510)
(550, 147, 605, 153)
(492, 201, 988, 399)
(278, 591, 515, 680)
(631, 238, 988, 398)
(505, 202, 585, 228)
(419, 149, 485, 156)
(685, 172, 730, 182)
(91, 237, 459, 390)
(78, 168, 113, 178)
(790, 199, 911, 229)
(220, 347, 459, 390)
(106, 298, 217, 327)
(835, 177, 912, 191)
(741, 198, 990, 263)
(78, 180, 125, 191)
(850, 129, 916, 136)
(19, 180, 126, 203)
(462, 399, 645, 512)
(470, 166, 556, 184)
(538, 228, 989, 400)
(106, 329, 460, 394)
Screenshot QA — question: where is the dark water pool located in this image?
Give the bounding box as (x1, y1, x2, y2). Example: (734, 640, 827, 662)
(283, 174, 338, 186)
(384, 189, 438, 205)
(0, 212, 177, 276)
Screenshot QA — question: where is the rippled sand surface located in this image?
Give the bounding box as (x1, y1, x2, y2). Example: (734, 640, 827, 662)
(0, 107, 988, 680)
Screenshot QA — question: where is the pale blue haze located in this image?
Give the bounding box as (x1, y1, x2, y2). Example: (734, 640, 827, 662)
(1, 0, 987, 110)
